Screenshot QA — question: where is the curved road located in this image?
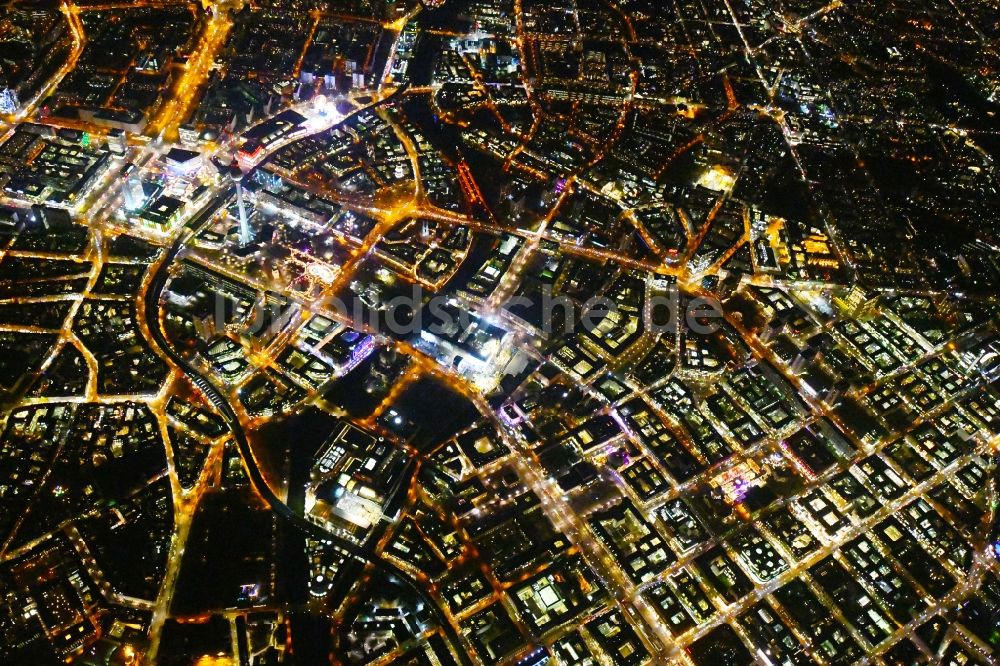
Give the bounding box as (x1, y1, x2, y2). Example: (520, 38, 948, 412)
(143, 229, 471, 666)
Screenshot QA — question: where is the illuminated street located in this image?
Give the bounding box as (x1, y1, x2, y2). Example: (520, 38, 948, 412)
(0, 0, 999, 665)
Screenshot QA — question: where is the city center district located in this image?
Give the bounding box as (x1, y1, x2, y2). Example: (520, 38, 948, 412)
(0, 0, 999, 664)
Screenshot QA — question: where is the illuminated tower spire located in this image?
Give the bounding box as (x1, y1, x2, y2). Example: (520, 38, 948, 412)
(229, 165, 252, 246)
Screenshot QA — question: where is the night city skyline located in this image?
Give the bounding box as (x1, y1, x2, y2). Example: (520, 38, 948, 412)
(0, 0, 998, 664)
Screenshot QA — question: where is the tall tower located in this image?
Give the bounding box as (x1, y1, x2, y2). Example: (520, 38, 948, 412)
(230, 166, 252, 246)
(123, 174, 145, 211)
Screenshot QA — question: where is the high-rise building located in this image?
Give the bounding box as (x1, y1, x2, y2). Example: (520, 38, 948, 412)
(123, 175, 146, 211)
(0, 88, 19, 115)
(230, 166, 252, 246)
